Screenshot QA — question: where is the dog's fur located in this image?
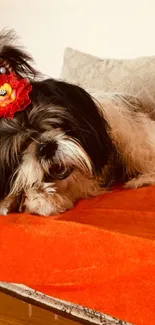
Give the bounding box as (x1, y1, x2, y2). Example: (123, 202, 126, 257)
(0, 30, 155, 216)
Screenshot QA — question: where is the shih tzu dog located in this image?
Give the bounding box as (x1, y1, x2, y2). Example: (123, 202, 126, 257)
(0, 30, 155, 216)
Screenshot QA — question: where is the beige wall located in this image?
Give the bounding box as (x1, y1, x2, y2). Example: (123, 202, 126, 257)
(1, 0, 155, 77)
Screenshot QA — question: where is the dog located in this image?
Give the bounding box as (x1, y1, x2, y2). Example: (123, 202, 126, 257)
(0, 30, 155, 216)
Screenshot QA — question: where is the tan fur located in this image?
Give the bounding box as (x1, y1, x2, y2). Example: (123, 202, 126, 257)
(92, 91, 155, 180)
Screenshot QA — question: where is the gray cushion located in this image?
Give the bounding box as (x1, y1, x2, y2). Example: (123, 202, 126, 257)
(61, 47, 155, 110)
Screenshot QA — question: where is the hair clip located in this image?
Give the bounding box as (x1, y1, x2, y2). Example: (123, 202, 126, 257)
(0, 71, 32, 118)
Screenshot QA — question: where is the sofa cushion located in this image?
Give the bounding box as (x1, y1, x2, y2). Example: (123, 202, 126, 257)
(61, 47, 155, 110)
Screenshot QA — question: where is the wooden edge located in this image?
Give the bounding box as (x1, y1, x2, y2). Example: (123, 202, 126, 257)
(0, 282, 133, 325)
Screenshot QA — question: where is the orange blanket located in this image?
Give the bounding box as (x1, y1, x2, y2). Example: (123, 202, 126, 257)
(0, 186, 155, 325)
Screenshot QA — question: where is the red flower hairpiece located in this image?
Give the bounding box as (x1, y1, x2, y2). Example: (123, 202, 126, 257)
(0, 72, 32, 118)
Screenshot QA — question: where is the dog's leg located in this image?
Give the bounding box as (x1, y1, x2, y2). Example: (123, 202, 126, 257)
(124, 173, 155, 189)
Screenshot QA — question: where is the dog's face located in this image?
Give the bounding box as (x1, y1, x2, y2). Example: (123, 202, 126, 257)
(0, 30, 113, 204)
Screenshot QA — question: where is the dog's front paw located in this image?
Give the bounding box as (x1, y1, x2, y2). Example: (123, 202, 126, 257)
(24, 196, 55, 216)
(124, 178, 140, 189)
(24, 191, 74, 217)
(124, 173, 155, 189)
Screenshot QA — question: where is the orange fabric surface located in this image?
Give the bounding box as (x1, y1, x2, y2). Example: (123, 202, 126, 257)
(0, 186, 155, 325)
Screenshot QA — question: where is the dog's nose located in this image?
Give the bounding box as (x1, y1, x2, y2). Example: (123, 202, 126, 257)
(38, 141, 58, 159)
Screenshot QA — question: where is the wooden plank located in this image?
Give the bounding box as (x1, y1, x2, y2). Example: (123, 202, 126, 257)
(0, 283, 133, 325)
(0, 291, 82, 325)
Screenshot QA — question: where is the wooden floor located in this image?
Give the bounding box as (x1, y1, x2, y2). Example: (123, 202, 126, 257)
(0, 292, 83, 325)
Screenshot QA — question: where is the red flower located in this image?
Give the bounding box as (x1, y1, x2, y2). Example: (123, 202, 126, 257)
(0, 72, 32, 118)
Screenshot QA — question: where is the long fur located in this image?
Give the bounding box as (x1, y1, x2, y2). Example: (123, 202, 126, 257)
(0, 30, 155, 216)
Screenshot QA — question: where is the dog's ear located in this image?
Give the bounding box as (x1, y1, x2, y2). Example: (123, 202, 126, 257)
(0, 29, 38, 79)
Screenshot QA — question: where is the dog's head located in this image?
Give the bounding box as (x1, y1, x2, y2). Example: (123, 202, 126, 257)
(0, 30, 113, 201)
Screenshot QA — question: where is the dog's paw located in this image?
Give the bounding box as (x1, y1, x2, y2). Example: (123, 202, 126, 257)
(124, 174, 155, 189)
(124, 178, 140, 189)
(24, 192, 74, 217)
(24, 196, 55, 216)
